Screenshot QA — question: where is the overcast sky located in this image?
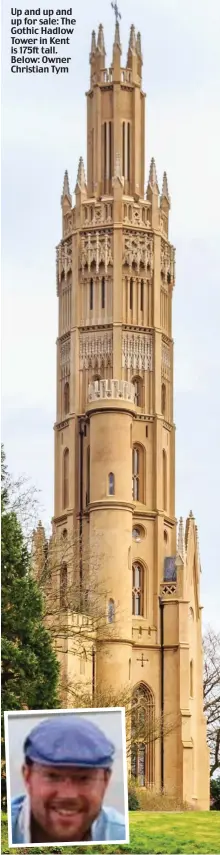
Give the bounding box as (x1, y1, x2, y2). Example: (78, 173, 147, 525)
(1, 0, 220, 632)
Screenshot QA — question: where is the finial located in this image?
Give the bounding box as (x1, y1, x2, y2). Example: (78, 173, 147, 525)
(161, 171, 170, 202)
(177, 516, 185, 563)
(148, 157, 159, 191)
(61, 169, 71, 205)
(113, 18, 121, 49)
(128, 24, 136, 53)
(75, 156, 86, 191)
(136, 31, 142, 58)
(97, 23, 105, 54)
(90, 30, 96, 55)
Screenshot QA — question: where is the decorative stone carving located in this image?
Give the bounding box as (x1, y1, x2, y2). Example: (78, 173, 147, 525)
(56, 240, 72, 294)
(160, 239, 175, 285)
(162, 342, 171, 379)
(160, 582, 177, 596)
(112, 152, 124, 187)
(79, 331, 113, 370)
(60, 337, 70, 379)
(88, 379, 135, 403)
(122, 332, 153, 371)
(64, 214, 73, 237)
(123, 231, 154, 272)
(80, 232, 113, 274)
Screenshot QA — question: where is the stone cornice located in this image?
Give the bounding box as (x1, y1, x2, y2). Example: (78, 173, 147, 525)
(88, 500, 134, 513)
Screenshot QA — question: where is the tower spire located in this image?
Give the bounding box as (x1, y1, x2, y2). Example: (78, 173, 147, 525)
(136, 31, 142, 58)
(113, 19, 121, 49)
(112, 1, 121, 61)
(75, 156, 86, 192)
(90, 30, 96, 56)
(128, 24, 136, 53)
(148, 157, 159, 192)
(97, 23, 105, 54)
(61, 169, 71, 206)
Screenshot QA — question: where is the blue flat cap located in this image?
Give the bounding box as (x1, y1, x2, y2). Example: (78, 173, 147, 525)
(24, 715, 115, 769)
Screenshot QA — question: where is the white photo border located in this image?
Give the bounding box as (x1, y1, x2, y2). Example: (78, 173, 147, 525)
(4, 706, 129, 848)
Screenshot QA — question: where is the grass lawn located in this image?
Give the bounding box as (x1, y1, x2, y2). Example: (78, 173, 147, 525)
(1, 811, 220, 854)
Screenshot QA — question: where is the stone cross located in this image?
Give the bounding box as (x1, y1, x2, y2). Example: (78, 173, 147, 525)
(137, 652, 149, 668)
(111, 1, 121, 23)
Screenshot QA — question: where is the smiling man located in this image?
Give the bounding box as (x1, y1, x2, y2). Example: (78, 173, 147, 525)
(11, 715, 126, 844)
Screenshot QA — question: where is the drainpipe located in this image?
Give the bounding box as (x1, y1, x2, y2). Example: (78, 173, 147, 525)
(79, 419, 84, 610)
(92, 645, 96, 701)
(159, 596, 164, 791)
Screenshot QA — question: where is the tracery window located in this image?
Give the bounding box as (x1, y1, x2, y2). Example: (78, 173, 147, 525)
(131, 684, 155, 787)
(63, 448, 69, 509)
(162, 449, 167, 511)
(132, 445, 144, 502)
(132, 377, 143, 407)
(132, 562, 144, 616)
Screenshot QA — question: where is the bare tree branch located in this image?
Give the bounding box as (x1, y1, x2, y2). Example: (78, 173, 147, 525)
(203, 626, 220, 776)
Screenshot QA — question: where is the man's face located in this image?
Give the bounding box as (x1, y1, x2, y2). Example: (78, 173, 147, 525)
(23, 763, 111, 842)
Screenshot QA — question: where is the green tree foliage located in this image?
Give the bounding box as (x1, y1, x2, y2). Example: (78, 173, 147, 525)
(1, 446, 60, 806)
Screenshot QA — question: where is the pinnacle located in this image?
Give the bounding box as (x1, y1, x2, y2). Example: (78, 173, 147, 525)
(148, 157, 159, 191)
(76, 156, 86, 190)
(136, 31, 142, 58)
(97, 23, 105, 54)
(62, 169, 71, 199)
(128, 24, 136, 53)
(177, 516, 185, 562)
(90, 30, 96, 54)
(113, 19, 121, 50)
(161, 171, 170, 202)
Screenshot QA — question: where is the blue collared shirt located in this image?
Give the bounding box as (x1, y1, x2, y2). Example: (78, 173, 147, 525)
(11, 794, 127, 844)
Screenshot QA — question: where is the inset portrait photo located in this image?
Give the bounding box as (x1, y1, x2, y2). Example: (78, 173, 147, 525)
(4, 707, 129, 848)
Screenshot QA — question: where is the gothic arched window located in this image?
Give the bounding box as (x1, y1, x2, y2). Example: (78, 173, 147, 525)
(132, 562, 144, 616)
(108, 472, 115, 496)
(140, 279, 144, 312)
(132, 445, 144, 502)
(130, 278, 133, 310)
(63, 448, 69, 509)
(90, 278, 93, 310)
(60, 562, 67, 609)
(101, 277, 105, 310)
(107, 598, 115, 624)
(86, 446, 90, 505)
(64, 381, 70, 415)
(132, 377, 143, 408)
(162, 449, 167, 511)
(131, 683, 155, 787)
(161, 383, 166, 417)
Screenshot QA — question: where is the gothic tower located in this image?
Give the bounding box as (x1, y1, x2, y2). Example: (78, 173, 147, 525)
(50, 19, 209, 808)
